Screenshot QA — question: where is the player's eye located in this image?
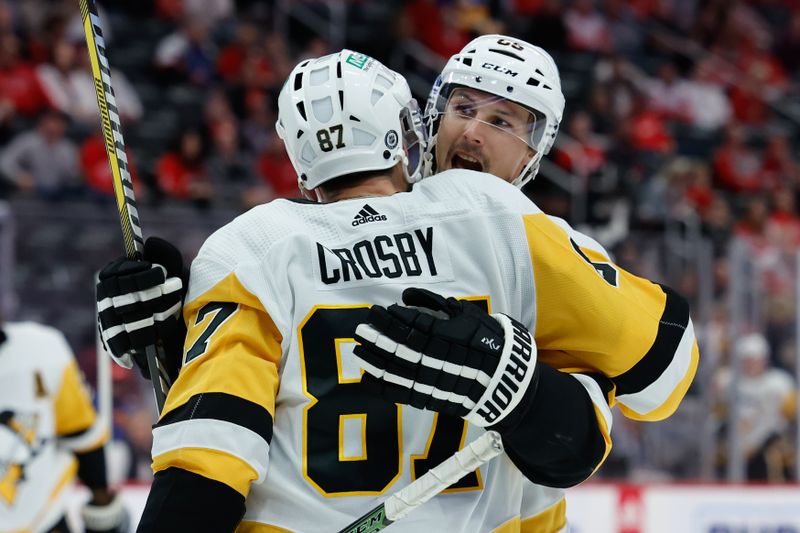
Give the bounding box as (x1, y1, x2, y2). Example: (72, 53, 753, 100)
(453, 103, 475, 116)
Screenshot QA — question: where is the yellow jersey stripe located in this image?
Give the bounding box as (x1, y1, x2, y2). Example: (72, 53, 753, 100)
(153, 447, 259, 498)
(162, 272, 282, 420)
(237, 522, 295, 533)
(520, 497, 567, 533)
(53, 360, 96, 436)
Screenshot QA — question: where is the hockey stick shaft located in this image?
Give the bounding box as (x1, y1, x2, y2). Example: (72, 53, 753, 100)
(338, 430, 504, 533)
(80, 0, 168, 412)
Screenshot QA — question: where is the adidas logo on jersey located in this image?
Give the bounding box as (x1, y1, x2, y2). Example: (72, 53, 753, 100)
(352, 204, 387, 226)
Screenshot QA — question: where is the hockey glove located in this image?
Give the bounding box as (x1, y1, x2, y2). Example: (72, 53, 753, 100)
(96, 237, 186, 383)
(81, 493, 129, 533)
(354, 288, 538, 430)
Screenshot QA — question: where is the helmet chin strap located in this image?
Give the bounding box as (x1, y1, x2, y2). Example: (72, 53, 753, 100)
(511, 153, 541, 188)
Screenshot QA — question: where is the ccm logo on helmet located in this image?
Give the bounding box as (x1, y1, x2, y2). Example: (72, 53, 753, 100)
(481, 62, 518, 77)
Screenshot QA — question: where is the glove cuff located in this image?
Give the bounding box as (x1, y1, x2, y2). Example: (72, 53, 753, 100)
(82, 493, 128, 532)
(464, 314, 537, 427)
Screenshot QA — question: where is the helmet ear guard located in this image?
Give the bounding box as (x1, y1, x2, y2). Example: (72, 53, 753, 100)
(276, 50, 428, 195)
(423, 35, 565, 187)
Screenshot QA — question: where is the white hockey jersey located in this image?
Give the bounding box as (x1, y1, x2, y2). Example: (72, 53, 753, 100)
(153, 169, 698, 532)
(0, 322, 102, 533)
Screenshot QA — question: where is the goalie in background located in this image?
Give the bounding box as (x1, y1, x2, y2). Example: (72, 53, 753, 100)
(0, 314, 128, 533)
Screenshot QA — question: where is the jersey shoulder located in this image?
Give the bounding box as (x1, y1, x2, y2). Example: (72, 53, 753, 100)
(1, 322, 73, 367)
(416, 169, 543, 216)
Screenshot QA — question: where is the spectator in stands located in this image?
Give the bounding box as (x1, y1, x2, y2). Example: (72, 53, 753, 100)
(766, 187, 800, 251)
(602, 0, 644, 59)
(564, 0, 611, 52)
(0, 31, 50, 119)
(0, 109, 80, 199)
(154, 16, 217, 86)
(713, 124, 763, 194)
(206, 116, 263, 208)
(684, 161, 715, 216)
(38, 40, 143, 130)
(155, 128, 212, 205)
(700, 195, 734, 258)
(645, 60, 692, 123)
(625, 91, 675, 155)
(405, 0, 470, 58)
(682, 60, 732, 132)
(760, 133, 799, 189)
(215, 21, 260, 83)
(79, 129, 141, 199)
(733, 195, 770, 250)
(713, 333, 796, 482)
(258, 132, 298, 199)
(554, 110, 607, 178)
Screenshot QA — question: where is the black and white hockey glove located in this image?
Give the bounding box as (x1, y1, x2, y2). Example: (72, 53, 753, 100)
(81, 493, 129, 533)
(354, 288, 538, 429)
(96, 237, 186, 383)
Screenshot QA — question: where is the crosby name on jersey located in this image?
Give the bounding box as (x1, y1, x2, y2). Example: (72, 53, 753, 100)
(317, 227, 437, 285)
(152, 169, 698, 532)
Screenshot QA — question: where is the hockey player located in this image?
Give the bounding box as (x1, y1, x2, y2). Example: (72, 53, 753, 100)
(355, 34, 700, 529)
(0, 317, 127, 532)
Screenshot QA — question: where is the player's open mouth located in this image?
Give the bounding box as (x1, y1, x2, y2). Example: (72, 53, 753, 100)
(451, 152, 484, 172)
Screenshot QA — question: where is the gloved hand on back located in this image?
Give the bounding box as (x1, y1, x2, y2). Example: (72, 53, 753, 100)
(353, 288, 538, 432)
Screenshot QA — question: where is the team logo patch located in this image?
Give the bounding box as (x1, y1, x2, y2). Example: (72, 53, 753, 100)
(345, 53, 370, 70)
(352, 204, 387, 226)
(384, 130, 398, 149)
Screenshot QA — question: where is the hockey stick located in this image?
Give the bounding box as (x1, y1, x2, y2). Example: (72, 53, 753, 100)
(338, 430, 503, 533)
(80, 0, 169, 412)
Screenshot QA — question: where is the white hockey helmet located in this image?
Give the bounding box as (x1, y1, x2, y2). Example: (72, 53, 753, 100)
(277, 50, 426, 193)
(424, 35, 565, 187)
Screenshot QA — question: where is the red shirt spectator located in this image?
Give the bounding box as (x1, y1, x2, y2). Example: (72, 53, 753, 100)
(155, 129, 210, 200)
(258, 136, 299, 199)
(79, 135, 140, 196)
(628, 108, 674, 153)
(405, 0, 469, 58)
(713, 125, 763, 193)
(554, 111, 607, 177)
(0, 33, 50, 117)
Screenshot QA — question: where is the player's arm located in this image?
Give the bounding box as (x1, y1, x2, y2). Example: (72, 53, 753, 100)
(138, 253, 282, 531)
(52, 342, 127, 533)
(523, 213, 699, 422)
(354, 288, 610, 488)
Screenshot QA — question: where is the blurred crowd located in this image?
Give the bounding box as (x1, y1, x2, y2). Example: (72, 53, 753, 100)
(1, 0, 799, 483)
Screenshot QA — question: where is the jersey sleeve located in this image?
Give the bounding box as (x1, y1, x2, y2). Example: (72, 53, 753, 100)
(151, 243, 283, 500)
(49, 329, 104, 452)
(523, 213, 699, 422)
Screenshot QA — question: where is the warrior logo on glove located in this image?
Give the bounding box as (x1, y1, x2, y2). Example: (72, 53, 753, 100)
(353, 288, 538, 429)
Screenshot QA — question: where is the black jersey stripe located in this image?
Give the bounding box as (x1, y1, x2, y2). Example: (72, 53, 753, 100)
(612, 284, 690, 396)
(157, 392, 273, 444)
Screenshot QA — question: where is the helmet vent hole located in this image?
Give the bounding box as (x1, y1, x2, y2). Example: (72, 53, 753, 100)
(506, 86, 513, 93)
(310, 67, 329, 86)
(300, 141, 315, 163)
(293, 72, 303, 91)
(488, 48, 523, 61)
(311, 97, 333, 122)
(336, 61, 342, 78)
(462, 57, 472, 67)
(339, 90, 344, 109)
(353, 128, 376, 146)
(535, 68, 544, 76)
(383, 150, 391, 159)
(375, 73, 393, 90)
(371, 89, 384, 105)
(296, 101, 307, 120)
(467, 48, 476, 53)
(543, 84, 552, 90)
(296, 130, 303, 139)
(349, 115, 361, 122)
(526, 78, 540, 87)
